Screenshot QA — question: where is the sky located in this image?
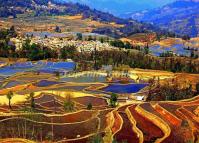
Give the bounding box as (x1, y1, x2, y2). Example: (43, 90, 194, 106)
(62, 0, 176, 16)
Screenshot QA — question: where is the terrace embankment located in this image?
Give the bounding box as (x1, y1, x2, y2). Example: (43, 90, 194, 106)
(128, 104, 164, 142)
(0, 64, 198, 142)
(0, 117, 99, 141)
(0, 95, 199, 142)
(113, 105, 140, 143)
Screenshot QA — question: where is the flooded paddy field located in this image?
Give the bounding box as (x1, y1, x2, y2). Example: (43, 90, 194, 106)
(102, 83, 148, 94)
(0, 61, 76, 77)
(0, 60, 198, 143)
(61, 75, 107, 83)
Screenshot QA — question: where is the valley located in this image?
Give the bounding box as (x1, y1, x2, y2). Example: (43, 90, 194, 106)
(0, 0, 199, 143)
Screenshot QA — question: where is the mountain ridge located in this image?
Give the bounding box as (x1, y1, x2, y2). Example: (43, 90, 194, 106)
(56, 0, 175, 16)
(0, 0, 175, 38)
(126, 0, 199, 37)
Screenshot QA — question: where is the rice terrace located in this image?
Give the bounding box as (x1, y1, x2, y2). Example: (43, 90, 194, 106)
(0, 0, 199, 143)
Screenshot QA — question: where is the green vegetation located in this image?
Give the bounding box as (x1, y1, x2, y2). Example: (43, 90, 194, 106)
(0, 27, 198, 73)
(21, 38, 57, 60)
(109, 93, 118, 107)
(0, 26, 17, 58)
(60, 45, 77, 59)
(182, 35, 191, 41)
(6, 91, 13, 109)
(112, 139, 128, 143)
(45, 131, 53, 141)
(89, 136, 128, 143)
(147, 84, 196, 101)
(143, 44, 149, 54)
(64, 100, 74, 112)
(76, 50, 198, 73)
(160, 51, 174, 57)
(55, 26, 61, 33)
(89, 134, 103, 143)
(63, 95, 75, 112)
(54, 71, 60, 79)
(28, 92, 35, 110)
(0, 27, 57, 60)
(87, 103, 93, 110)
(76, 33, 83, 40)
(110, 40, 132, 49)
(196, 83, 199, 94)
(99, 37, 105, 43)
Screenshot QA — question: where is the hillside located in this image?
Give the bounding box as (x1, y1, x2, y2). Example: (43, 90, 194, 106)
(0, 0, 127, 24)
(0, 67, 198, 142)
(56, 0, 175, 16)
(127, 0, 199, 37)
(0, 0, 173, 38)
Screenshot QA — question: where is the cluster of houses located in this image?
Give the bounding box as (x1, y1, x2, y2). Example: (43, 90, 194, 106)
(10, 36, 118, 53)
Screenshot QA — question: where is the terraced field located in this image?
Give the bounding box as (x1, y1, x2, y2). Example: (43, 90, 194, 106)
(0, 92, 198, 142)
(0, 65, 198, 143)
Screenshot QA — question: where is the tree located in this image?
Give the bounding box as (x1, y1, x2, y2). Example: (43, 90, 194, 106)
(93, 36, 97, 41)
(55, 26, 61, 33)
(112, 139, 127, 143)
(182, 35, 190, 41)
(63, 95, 74, 112)
(196, 83, 199, 94)
(8, 26, 17, 37)
(99, 37, 104, 43)
(88, 35, 93, 41)
(190, 51, 195, 58)
(45, 131, 53, 141)
(28, 92, 35, 110)
(7, 91, 13, 109)
(87, 103, 92, 110)
(143, 43, 149, 54)
(89, 134, 103, 143)
(124, 42, 132, 49)
(110, 40, 125, 48)
(60, 45, 77, 59)
(147, 78, 155, 99)
(110, 93, 118, 107)
(93, 46, 98, 70)
(54, 71, 60, 79)
(76, 33, 83, 40)
(106, 37, 110, 42)
(156, 34, 161, 42)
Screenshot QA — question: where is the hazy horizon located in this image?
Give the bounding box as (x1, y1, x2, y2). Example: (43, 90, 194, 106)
(60, 0, 175, 16)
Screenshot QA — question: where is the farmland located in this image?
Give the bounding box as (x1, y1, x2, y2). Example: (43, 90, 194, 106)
(0, 89, 198, 142)
(0, 61, 198, 142)
(0, 1, 199, 142)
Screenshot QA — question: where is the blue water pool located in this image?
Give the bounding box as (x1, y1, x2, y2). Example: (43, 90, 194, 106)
(61, 76, 106, 83)
(0, 61, 76, 76)
(36, 80, 61, 87)
(102, 83, 148, 94)
(0, 67, 24, 76)
(12, 62, 33, 68)
(4, 81, 25, 88)
(37, 61, 76, 73)
(150, 44, 191, 57)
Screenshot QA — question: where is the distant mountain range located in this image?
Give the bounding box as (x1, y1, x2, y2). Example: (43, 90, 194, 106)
(124, 0, 199, 37)
(58, 0, 175, 16)
(0, 0, 173, 38)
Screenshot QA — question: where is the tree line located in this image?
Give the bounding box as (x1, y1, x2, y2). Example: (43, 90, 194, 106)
(0, 27, 198, 73)
(147, 83, 197, 101)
